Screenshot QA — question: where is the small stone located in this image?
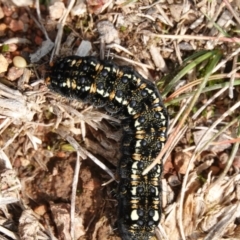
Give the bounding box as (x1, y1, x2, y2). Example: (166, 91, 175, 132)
(168, 175, 181, 187)
(19, 156, 30, 167)
(0, 7, 4, 19)
(173, 151, 193, 174)
(19, 13, 30, 23)
(13, 56, 27, 68)
(34, 205, 47, 216)
(209, 166, 220, 175)
(7, 66, 24, 81)
(34, 35, 43, 45)
(9, 19, 24, 32)
(49, 2, 66, 20)
(169, 4, 184, 22)
(2, 6, 14, 17)
(11, 11, 18, 19)
(0, 23, 7, 36)
(0, 54, 8, 73)
(7, 44, 18, 52)
(97, 21, 120, 44)
(4, 16, 11, 25)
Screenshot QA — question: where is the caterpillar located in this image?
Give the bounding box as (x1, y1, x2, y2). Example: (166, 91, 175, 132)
(45, 56, 168, 240)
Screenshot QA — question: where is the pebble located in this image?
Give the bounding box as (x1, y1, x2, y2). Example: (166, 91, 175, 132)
(0, 23, 7, 36)
(49, 2, 66, 20)
(34, 35, 43, 45)
(34, 205, 47, 216)
(2, 6, 14, 17)
(6, 44, 18, 52)
(11, 11, 18, 19)
(0, 7, 4, 19)
(9, 19, 24, 32)
(7, 66, 24, 81)
(13, 56, 27, 68)
(0, 54, 8, 73)
(19, 13, 30, 23)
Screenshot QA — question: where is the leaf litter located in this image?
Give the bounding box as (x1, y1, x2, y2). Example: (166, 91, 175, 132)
(0, 0, 239, 240)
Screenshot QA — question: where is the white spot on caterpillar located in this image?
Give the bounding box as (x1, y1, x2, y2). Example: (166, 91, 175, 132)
(97, 89, 104, 95)
(145, 88, 153, 94)
(151, 186, 159, 196)
(130, 210, 139, 221)
(61, 82, 66, 87)
(124, 74, 132, 79)
(152, 210, 159, 222)
(84, 86, 90, 91)
(61, 79, 70, 88)
(134, 119, 141, 128)
(66, 78, 71, 88)
(131, 186, 137, 196)
(70, 60, 76, 66)
(135, 140, 141, 148)
(104, 67, 111, 72)
(127, 105, 136, 115)
(131, 162, 139, 174)
(115, 96, 123, 103)
(90, 61, 96, 66)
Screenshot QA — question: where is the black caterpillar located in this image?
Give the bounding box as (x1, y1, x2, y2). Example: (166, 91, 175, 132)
(46, 56, 168, 240)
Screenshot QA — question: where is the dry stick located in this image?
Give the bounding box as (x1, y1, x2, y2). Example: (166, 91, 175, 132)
(50, 0, 76, 61)
(0, 38, 31, 46)
(105, 43, 134, 56)
(223, 0, 240, 26)
(192, 86, 228, 120)
(194, 102, 240, 153)
(70, 151, 81, 239)
(67, 136, 82, 240)
(228, 55, 238, 99)
(44, 217, 59, 240)
(1, 126, 24, 151)
(112, 54, 154, 70)
(155, 4, 173, 27)
(0, 225, 20, 240)
(168, 96, 192, 134)
(163, 99, 192, 166)
(142, 32, 240, 43)
(161, 125, 188, 166)
(214, 140, 239, 179)
(34, 0, 50, 41)
(212, 47, 240, 73)
(189, 118, 238, 152)
(212, 138, 240, 145)
(227, 66, 240, 87)
(139, 0, 168, 10)
(204, 111, 240, 192)
(137, 13, 155, 22)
